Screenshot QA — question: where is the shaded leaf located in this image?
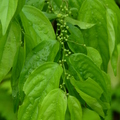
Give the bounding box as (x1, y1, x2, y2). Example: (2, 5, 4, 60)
(0, 82, 17, 120)
(26, 0, 45, 10)
(67, 23, 87, 54)
(65, 17, 95, 29)
(11, 46, 25, 112)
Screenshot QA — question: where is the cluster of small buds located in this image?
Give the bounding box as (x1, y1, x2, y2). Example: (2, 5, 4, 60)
(59, 59, 67, 66)
(47, 1, 54, 13)
(65, 72, 71, 79)
(63, 49, 71, 56)
(56, 19, 69, 43)
(59, 82, 66, 88)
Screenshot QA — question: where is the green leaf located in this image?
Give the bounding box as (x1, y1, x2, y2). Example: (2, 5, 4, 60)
(70, 77, 103, 99)
(106, 6, 119, 75)
(72, 85, 105, 117)
(82, 108, 101, 120)
(65, 17, 95, 29)
(87, 47, 102, 68)
(68, 53, 109, 101)
(15, 0, 25, 16)
(26, 0, 45, 10)
(65, 77, 85, 105)
(68, 95, 82, 120)
(67, 23, 87, 54)
(77, 0, 110, 71)
(106, 8, 116, 58)
(65, 107, 71, 120)
(20, 5, 55, 49)
(68, 0, 83, 11)
(42, 12, 57, 20)
(38, 88, 67, 120)
(0, 0, 18, 35)
(18, 63, 63, 120)
(0, 21, 21, 82)
(18, 40, 59, 102)
(67, 53, 111, 117)
(18, 97, 39, 120)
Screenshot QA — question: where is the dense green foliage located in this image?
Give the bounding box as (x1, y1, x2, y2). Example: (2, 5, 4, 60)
(0, 0, 120, 120)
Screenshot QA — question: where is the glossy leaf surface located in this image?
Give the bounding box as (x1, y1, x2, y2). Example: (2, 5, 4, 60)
(20, 5, 55, 49)
(78, 0, 110, 71)
(38, 88, 67, 120)
(18, 63, 63, 120)
(68, 53, 109, 98)
(18, 40, 59, 102)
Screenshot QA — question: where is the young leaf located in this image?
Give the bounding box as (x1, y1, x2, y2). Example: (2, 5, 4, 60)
(0, 0, 18, 35)
(68, 95, 82, 120)
(18, 40, 59, 100)
(18, 63, 63, 120)
(38, 88, 67, 120)
(20, 5, 55, 49)
(0, 21, 21, 82)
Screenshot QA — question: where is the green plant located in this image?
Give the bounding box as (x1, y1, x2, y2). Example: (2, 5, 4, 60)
(0, 0, 120, 120)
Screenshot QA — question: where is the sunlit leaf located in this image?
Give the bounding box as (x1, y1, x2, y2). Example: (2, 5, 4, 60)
(68, 95, 82, 120)
(38, 88, 67, 120)
(18, 40, 59, 102)
(18, 63, 63, 120)
(0, 0, 18, 34)
(20, 5, 55, 50)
